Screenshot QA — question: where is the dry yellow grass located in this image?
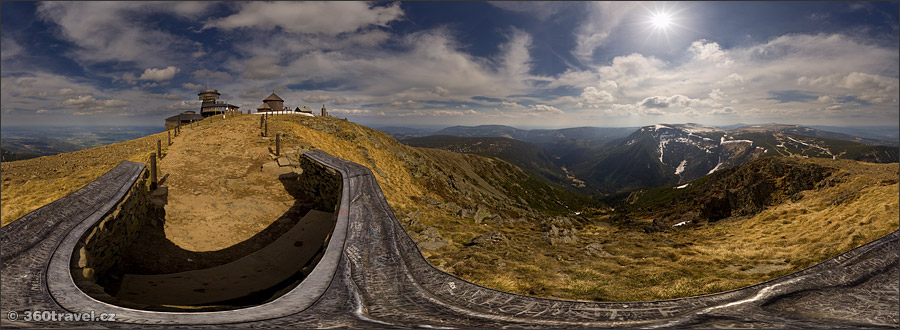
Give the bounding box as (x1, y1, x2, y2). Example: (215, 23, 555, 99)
(2, 114, 897, 303)
(2, 129, 172, 226)
(429, 158, 898, 301)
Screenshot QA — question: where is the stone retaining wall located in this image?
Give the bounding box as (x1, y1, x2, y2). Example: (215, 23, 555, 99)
(70, 168, 159, 290)
(295, 154, 341, 212)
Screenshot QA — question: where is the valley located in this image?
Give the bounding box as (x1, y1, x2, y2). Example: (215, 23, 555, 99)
(1, 116, 897, 302)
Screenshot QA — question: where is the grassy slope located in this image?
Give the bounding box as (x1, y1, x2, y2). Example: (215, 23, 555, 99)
(1, 114, 897, 302)
(1, 129, 172, 225)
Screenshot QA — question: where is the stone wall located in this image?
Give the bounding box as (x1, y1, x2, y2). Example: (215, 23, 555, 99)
(294, 154, 342, 212)
(70, 168, 160, 288)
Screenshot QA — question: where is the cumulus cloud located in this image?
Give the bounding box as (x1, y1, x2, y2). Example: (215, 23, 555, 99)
(639, 95, 693, 109)
(529, 104, 563, 114)
(56, 95, 130, 116)
(580, 86, 615, 106)
(688, 40, 733, 67)
(139, 66, 180, 81)
(204, 2, 403, 35)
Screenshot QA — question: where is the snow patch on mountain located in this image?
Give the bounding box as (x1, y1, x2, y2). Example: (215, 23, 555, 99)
(674, 160, 687, 175)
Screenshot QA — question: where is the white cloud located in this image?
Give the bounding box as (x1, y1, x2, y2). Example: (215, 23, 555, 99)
(0, 36, 24, 61)
(330, 108, 373, 115)
(688, 40, 733, 67)
(57, 88, 92, 96)
(529, 104, 563, 114)
(489, 2, 573, 21)
(204, 2, 403, 35)
(710, 107, 737, 115)
(580, 86, 615, 106)
(720, 73, 745, 87)
(139, 66, 180, 81)
(183, 83, 204, 90)
(36, 2, 206, 67)
(390, 100, 424, 108)
(573, 2, 639, 63)
(56, 95, 130, 116)
(500, 101, 524, 109)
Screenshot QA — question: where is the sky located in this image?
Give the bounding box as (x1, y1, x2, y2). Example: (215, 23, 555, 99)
(1, 1, 898, 129)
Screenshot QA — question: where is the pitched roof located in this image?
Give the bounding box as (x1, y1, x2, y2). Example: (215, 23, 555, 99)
(257, 103, 271, 110)
(263, 92, 283, 102)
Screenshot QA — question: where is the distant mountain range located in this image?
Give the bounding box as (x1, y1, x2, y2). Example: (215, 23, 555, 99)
(397, 123, 899, 194)
(400, 135, 571, 187)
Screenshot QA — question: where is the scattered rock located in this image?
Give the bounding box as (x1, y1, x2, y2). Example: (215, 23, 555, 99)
(581, 243, 612, 257)
(471, 230, 507, 246)
(542, 223, 578, 246)
(473, 204, 494, 224)
(415, 226, 450, 251)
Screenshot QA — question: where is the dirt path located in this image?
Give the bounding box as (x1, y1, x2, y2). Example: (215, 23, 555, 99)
(157, 115, 299, 252)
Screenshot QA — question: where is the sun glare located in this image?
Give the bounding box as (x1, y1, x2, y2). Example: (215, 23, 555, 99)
(651, 12, 672, 30)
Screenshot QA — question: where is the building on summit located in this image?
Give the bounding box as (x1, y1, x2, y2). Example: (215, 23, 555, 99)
(296, 106, 313, 114)
(256, 92, 284, 113)
(321, 104, 327, 117)
(198, 89, 240, 117)
(164, 111, 204, 130)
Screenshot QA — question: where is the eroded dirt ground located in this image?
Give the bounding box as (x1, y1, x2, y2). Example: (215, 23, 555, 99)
(118, 115, 313, 274)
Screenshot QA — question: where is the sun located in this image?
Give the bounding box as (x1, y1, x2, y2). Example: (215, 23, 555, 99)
(651, 12, 672, 30)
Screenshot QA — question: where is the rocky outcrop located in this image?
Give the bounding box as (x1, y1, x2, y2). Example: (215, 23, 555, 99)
(697, 157, 834, 221)
(541, 217, 578, 246)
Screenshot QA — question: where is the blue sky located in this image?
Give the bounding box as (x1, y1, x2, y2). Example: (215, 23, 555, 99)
(1, 1, 897, 128)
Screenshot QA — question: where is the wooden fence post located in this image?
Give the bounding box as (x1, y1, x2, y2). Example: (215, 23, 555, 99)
(150, 152, 158, 190)
(264, 117, 268, 137)
(276, 133, 281, 156)
(167, 130, 171, 145)
(157, 139, 162, 159)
